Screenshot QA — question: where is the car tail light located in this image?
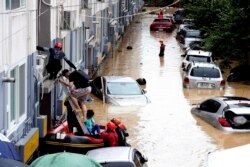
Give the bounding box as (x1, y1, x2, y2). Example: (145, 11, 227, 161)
(184, 77, 189, 84)
(220, 80, 225, 86)
(218, 117, 231, 127)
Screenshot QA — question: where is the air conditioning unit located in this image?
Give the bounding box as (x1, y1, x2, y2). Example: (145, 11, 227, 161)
(36, 54, 47, 80)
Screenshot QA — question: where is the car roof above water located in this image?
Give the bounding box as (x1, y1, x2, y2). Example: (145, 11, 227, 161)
(187, 50, 212, 57)
(211, 96, 250, 105)
(86, 147, 133, 163)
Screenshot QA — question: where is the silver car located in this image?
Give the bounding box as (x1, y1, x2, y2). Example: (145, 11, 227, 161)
(90, 76, 150, 106)
(191, 96, 250, 132)
(182, 62, 225, 89)
(206, 144, 250, 167)
(181, 49, 213, 69)
(86, 146, 148, 167)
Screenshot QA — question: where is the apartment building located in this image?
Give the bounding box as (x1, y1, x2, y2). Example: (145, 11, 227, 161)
(0, 0, 143, 163)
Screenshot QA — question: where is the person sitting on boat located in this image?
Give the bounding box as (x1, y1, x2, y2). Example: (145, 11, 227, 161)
(111, 118, 130, 146)
(85, 109, 100, 135)
(100, 122, 118, 147)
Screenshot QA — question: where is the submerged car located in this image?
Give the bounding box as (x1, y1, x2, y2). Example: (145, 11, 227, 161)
(86, 147, 148, 167)
(191, 96, 250, 132)
(183, 62, 225, 89)
(206, 144, 250, 167)
(90, 76, 150, 106)
(181, 49, 213, 69)
(150, 18, 175, 32)
(173, 8, 185, 24)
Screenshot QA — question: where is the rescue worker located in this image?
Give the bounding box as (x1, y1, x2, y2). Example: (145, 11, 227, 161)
(159, 39, 165, 57)
(36, 42, 76, 79)
(111, 118, 130, 146)
(100, 122, 118, 147)
(64, 97, 84, 135)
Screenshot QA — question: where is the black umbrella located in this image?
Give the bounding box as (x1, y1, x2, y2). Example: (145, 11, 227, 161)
(0, 158, 28, 167)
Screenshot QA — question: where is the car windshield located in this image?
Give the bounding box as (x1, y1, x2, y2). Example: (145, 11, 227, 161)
(187, 55, 211, 62)
(186, 31, 201, 38)
(107, 82, 142, 95)
(190, 67, 221, 78)
(101, 162, 134, 167)
(154, 19, 170, 22)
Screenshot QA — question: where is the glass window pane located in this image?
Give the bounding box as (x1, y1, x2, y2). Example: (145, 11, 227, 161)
(11, 0, 20, 10)
(19, 64, 25, 116)
(107, 82, 142, 95)
(6, 0, 11, 10)
(21, 0, 26, 7)
(10, 69, 16, 121)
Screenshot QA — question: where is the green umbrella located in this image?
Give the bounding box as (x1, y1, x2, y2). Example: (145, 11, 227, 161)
(29, 152, 102, 167)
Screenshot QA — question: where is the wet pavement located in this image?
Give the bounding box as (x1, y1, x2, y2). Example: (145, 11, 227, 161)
(86, 8, 250, 167)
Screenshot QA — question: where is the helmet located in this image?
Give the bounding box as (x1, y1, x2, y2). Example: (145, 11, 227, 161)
(106, 122, 116, 131)
(119, 123, 127, 130)
(54, 42, 63, 49)
(111, 118, 121, 126)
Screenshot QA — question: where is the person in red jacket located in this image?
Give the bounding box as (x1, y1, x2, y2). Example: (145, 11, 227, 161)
(111, 118, 130, 146)
(158, 9, 164, 19)
(100, 122, 118, 147)
(159, 39, 165, 57)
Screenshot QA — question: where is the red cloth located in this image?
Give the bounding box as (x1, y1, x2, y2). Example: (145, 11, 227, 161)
(158, 14, 163, 19)
(100, 131, 118, 147)
(160, 44, 165, 49)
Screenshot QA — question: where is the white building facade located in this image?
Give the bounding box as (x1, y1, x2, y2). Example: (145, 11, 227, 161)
(0, 0, 144, 163)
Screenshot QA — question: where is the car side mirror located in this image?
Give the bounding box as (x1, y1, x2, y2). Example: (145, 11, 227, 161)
(197, 103, 200, 109)
(140, 155, 148, 163)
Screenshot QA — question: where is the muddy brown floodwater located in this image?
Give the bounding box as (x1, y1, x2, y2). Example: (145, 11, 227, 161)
(86, 8, 250, 167)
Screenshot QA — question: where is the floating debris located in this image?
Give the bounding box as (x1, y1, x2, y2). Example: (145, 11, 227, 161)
(127, 46, 133, 50)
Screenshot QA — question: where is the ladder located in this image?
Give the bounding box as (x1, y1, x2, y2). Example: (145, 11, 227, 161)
(59, 77, 89, 134)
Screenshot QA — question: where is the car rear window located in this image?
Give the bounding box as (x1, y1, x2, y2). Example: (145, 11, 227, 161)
(154, 19, 170, 22)
(187, 55, 212, 62)
(190, 67, 221, 78)
(186, 31, 201, 38)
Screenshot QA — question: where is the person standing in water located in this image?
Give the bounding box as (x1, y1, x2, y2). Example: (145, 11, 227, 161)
(159, 39, 165, 57)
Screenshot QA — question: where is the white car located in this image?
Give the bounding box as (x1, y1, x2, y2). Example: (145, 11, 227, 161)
(183, 29, 202, 49)
(181, 50, 213, 69)
(90, 76, 150, 106)
(86, 147, 148, 167)
(183, 62, 225, 89)
(206, 144, 250, 167)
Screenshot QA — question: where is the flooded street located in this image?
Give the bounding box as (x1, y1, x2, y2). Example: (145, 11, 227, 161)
(87, 9, 250, 167)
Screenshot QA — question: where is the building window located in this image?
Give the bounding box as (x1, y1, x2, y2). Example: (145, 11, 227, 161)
(6, 0, 26, 10)
(19, 64, 25, 117)
(10, 69, 16, 122)
(8, 64, 27, 130)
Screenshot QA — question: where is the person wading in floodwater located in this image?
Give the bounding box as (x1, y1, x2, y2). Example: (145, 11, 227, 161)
(159, 39, 165, 57)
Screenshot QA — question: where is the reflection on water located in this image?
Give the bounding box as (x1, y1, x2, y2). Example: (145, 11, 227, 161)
(87, 8, 250, 167)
